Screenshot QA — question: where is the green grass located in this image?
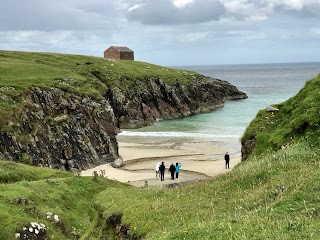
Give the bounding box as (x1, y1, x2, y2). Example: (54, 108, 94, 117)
(1, 140, 319, 239)
(95, 140, 320, 239)
(0, 50, 198, 97)
(0, 161, 70, 184)
(242, 74, 320, 156)
(0, 50, 200, 129)
(0, 160, 127, 239)
(1, 52, 320, 239)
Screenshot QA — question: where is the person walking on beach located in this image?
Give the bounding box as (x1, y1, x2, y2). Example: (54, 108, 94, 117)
(169, 163, 176, 180)
(155, 162, 161, 178)
(175, 162, 181, 179)
(224, 152, 230, 169)
(159, 162, 166, 181)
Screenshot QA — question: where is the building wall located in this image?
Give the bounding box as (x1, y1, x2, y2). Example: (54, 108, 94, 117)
(104, 48, 120, 60)
(119, 51, 134, 60)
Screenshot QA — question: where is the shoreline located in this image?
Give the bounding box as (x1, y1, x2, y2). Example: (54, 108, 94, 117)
(81, 134, 242, 187)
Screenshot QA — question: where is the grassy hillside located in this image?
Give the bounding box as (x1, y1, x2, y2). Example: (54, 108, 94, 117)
(1, 139, 319, 239)
(0, 161, 127, 239)
(0, 50, 198, 94)
(96, 75, 320, 239)
(0, 50, 200, 127)
(96, 140, 320, 239)
(0, 54, 319, 239)
(242, 74, 320, 156)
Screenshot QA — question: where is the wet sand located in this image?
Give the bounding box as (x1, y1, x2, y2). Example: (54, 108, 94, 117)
(81, 135, 242, 187)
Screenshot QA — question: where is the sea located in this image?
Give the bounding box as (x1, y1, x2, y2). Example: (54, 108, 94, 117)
(119, 62, 320, 139)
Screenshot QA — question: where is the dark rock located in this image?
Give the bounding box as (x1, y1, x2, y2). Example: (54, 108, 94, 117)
(241, 138, 256, 161)
(17, 198, 28, 205)
(0, 74, 247, 171)
(0, 87, 119, 171)
(107, 76, 247, 129)
(106, 214, 144, 239)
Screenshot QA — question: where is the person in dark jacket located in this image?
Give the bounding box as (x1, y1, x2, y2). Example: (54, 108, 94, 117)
(169, 163, 176, 180)
(224, 152, 230, 169)
(159, 162, 166, 181)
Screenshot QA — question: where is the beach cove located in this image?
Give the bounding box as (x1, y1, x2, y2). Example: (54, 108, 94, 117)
(82, 62, 320, 187)
(81, 135, 241, 187)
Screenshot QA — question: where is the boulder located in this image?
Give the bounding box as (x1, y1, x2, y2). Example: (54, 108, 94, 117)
(265, 106, 279, 112)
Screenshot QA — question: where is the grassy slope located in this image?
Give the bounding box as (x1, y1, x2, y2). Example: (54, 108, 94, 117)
(1, 140, 319, 239)
(0, 52, 319, 239)
(0, 50, 199, 127)
(241, 74, 320, 156)
(0, 50, 197, 91)
(94, 75, 320, 239)
(0, 161, 127, 239)
(95, 141, 320, 239)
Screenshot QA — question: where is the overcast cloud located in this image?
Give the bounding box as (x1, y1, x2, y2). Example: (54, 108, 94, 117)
(1, 0, 319, 65)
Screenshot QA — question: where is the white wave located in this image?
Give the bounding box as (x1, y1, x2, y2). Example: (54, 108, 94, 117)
(118, 131, 240, 139)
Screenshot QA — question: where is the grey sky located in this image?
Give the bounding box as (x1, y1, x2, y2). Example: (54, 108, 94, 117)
(1, 0, 320, 65)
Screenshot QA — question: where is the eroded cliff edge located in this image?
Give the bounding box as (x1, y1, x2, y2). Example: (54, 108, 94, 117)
(0, 51, 248, 170)
(0, 76, 246, 171)
(108, 76, 247, 129)
(0, 87, 119, 171)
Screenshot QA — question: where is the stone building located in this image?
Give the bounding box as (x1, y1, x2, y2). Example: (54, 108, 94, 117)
(104, 46, 134, 60)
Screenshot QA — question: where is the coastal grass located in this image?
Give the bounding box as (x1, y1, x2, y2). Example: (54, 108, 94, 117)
(0, 50, 200, 128)
(0, 160, 127, 239)
(241, 74, 320, 156)
(1, 52, 320, 239)
(0, 50, 198, 98)
(95, 139, 320, 239)
(0, 160, 70, 184)
(1, 139, 319, 239)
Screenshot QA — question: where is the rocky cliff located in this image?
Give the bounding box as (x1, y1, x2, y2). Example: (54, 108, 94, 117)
(0, 87, 119, 171)
(108, 76, 247, 129)
(0, 76, 246, 171)
(0, 50, 248, 170)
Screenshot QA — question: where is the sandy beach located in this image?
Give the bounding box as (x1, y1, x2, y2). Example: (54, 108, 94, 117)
(81, 134, 242, 187)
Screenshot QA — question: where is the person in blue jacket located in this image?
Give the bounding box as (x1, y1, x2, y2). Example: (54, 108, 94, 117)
(175, 162, 181, 179)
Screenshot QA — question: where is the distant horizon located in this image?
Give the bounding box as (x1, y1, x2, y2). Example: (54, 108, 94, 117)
(2, 48, 320, 68)
(171, 61, 320, 68)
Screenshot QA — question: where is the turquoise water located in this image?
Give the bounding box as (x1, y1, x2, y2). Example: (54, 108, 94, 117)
(120, 62, 320, 138)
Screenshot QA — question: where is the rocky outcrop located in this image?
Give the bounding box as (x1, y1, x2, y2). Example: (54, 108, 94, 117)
(107, 76, 247, 129)
(241, 137, 256, 161)
(0, 75, 247, 171)
(0, 87, 119, 171)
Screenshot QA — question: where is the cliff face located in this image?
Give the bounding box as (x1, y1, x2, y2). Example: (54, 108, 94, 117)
(108, 76, 247, 129)
(0, 87, 119, 171)
(0, 76, 247, 171)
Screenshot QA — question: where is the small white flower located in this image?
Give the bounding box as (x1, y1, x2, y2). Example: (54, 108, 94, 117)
(39, 223, 46, 229)
(29, 227, 34, 232)
(35, 229, 39, 235)
(15, 233, 20, 239)
(53, 215, 60, 222)
(31, 222, 39, 228)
